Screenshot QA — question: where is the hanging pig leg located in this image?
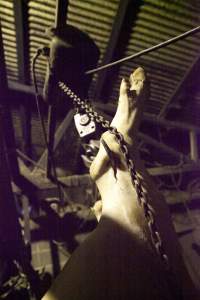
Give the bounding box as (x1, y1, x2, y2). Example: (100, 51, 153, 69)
(42, 67, 197, 300)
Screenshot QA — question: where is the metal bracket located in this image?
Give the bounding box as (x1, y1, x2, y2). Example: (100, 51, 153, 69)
(74, 113, 96, 137)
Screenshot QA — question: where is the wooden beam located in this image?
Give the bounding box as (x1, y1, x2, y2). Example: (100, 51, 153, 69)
(21, 160, 200, 203)
(19, 102, 32, 158)
(8, 81, 36, 94)
(46, 105, 57, 178)
(55, 0, 69, 28)
(148, 162, 200, 176)
(8, 82, 200, 133)
(43, 0, 69, 176)
(13, 0, 29, 84)
(94, 0, 130, 101)
(139, 132, 191, 162)
(93, 101, 200, 133)
(13, 0, 32, 156)
(163, 190, 200, 205)
(143, 113, 200, 134)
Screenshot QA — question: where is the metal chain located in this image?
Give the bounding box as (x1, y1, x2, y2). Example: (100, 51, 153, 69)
(58, 81, 170, 269)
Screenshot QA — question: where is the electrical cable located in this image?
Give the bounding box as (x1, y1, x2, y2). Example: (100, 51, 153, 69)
(85, 25, 200, 75)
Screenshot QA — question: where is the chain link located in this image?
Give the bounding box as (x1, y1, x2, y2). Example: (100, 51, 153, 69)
(58, 81, 170, 269)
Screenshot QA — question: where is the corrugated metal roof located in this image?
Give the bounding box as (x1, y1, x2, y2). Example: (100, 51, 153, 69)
(0, 0, 200, 121)
(0, 0, 19, 82)
(107, 0, 200, 116)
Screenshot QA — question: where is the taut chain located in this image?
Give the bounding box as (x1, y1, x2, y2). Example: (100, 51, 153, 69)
(58, 81, 170, 269)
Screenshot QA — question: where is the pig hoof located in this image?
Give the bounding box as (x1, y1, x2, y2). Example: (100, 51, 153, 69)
(90, 67, 148, 182)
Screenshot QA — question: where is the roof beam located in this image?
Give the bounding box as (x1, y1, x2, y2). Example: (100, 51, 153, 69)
(94, 0, 143, 101)
(138, 132, 191, 162)
(94, 0, 140, 101)
(13, 0, 29, 84)
(143, 113, 200, 134)
(55, 0, 69, 27)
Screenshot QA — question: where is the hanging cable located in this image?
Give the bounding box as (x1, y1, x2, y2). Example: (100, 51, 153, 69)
(85, 25, 200, 75)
